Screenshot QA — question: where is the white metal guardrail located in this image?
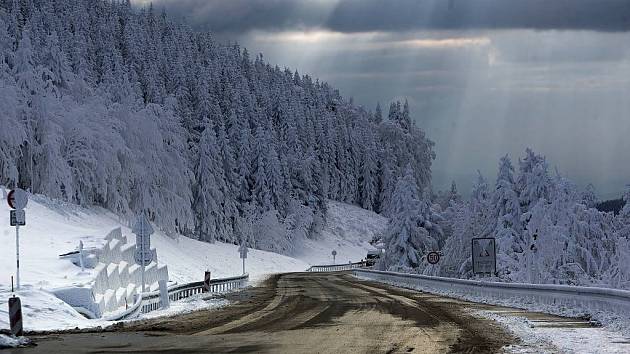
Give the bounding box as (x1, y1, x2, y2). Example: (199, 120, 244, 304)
(306, 261, 366, 272)
(105, 274, 249, 321)
(353, 269, 630, 323)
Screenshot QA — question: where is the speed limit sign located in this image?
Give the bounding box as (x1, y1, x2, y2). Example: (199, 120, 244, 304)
(427, 252, 440, 265)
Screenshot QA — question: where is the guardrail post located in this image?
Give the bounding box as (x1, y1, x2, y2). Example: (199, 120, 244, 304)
(159, 280, 169, 310)
(204, 271, 211, 292)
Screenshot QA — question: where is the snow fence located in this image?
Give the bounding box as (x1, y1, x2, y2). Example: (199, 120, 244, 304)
(53, 228, 169, 318)
(353, 269, 630, 327)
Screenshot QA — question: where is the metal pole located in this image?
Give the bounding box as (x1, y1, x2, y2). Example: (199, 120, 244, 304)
(141, 219, 145, 293)
(15, 224, 20, 290)
(79, 240, 85, 272)
(242, 257, 245, 275)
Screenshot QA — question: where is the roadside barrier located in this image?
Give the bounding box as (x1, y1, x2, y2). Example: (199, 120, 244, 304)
(105, 273, 249, 321)
(306, 261, 366, 272)
(352, 268, 630, 323)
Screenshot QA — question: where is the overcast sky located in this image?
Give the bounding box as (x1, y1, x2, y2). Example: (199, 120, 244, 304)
(136, 0, 630, 198)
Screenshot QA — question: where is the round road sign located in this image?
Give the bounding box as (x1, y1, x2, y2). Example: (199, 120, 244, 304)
(332, 250, 337, 256)
(427, 251, 440, 265)
(7, 188, 28, 210)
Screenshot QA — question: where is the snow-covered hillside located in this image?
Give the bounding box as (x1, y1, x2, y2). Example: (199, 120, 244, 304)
(294, 201, 385, 265)
(0, 191, 386, 331)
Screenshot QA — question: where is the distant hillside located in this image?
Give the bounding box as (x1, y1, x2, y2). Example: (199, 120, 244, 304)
(597, 198, 625, 215)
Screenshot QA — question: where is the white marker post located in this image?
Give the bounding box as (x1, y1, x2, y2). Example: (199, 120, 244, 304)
(7, 189, 28, 290)
(239, 244, 248, 275)
(78, 240, 85, 272)
(141, 223, 145, 293)
(158, 279, 169, 310)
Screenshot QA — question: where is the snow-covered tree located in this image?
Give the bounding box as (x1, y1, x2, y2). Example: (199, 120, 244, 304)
(492, 155, 523, 279)
(581, 183, 598, 209)
(379, 166, 442, 271)
(517, 148, 552, 210)
(194, 126, 227, 242)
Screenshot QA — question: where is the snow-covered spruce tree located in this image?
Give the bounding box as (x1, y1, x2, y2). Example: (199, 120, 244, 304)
(606, 187, 630, 288)
(359, 114, 378, 211)
(518, 174, 616, 285)
(618, 186, 630, 228)
(581, 183, 598, 209)
(439, 172, 494, 278)
(438, 199, 472, 277)
(517, 148, 552, 211)
(515, 149, 554, 280)
(434, 181, 462, 210)
(448, 181, 462, 205)
(194, 125, 227, 242)
(492, 155, 524, 280)
(379, 166, 442, 272)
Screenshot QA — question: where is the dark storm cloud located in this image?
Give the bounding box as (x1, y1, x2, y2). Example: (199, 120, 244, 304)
(144, 0, 630, 33)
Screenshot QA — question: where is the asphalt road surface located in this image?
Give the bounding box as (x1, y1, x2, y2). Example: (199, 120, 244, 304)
(13, 272, 516, 353)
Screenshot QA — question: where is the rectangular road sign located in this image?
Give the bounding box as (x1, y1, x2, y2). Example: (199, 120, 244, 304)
(472, 238, 496, 274)
(10, 210, 25, 226)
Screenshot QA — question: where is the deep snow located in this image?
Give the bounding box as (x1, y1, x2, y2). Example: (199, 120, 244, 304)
(0, 190, 383, 331)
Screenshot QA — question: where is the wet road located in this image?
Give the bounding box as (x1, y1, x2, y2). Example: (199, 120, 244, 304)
(13, 272, 515, 353)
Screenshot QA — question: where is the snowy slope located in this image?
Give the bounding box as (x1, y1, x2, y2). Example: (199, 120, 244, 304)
(293, 201, 386, 265)
(0, 191, 386, 331)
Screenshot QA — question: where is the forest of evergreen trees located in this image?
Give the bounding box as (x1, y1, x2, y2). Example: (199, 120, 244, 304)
(379, 148, 630, 290)
(0, 0, 435, 251)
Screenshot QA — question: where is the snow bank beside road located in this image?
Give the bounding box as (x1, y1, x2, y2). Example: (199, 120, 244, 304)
(0, 192, 385, 331)
(0, 334, 33, 349)
(478, 311, 630, 354)
(0, 194, 308, 331)
(0, 288, 103, 331)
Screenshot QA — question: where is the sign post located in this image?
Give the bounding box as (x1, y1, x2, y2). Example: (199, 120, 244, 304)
(78, 240, 85, 273)
(332, 250, 337, 264)
(529, 229, 539, 284)
(132, 214, 154, 293)
(472, 238, 497, 276)
(158, 279, 169, 310)
(238, 244, 248, 275)
(7, 188, 28, 290)
(203, 271, 211, 292)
